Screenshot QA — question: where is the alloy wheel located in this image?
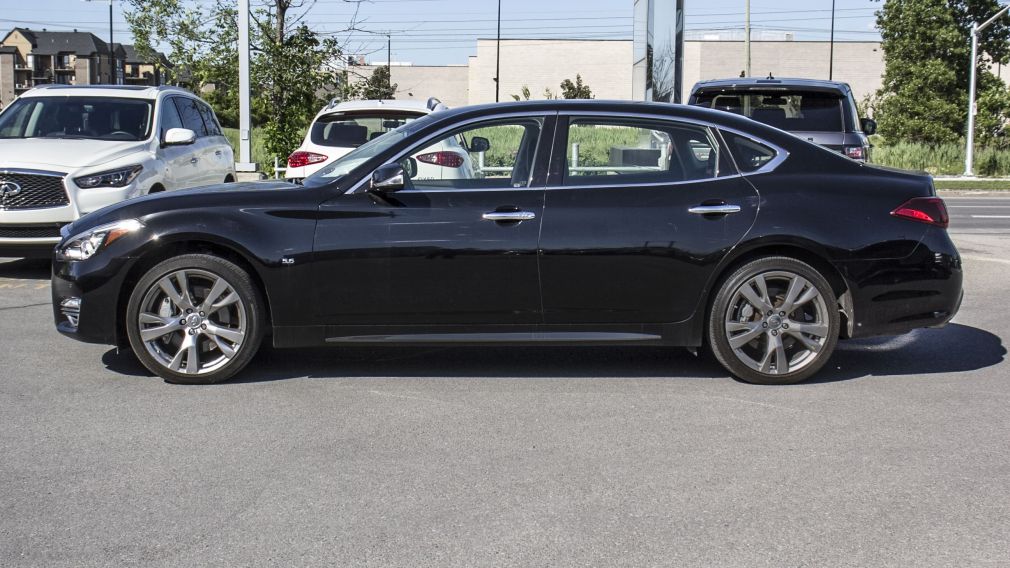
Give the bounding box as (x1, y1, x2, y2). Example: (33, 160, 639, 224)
(136, 268, 247, 376)
(723, 270, 830, 376)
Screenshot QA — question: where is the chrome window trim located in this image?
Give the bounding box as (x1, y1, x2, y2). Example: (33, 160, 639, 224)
(555, 109, 789, 177)
(344, 110, 555, 195)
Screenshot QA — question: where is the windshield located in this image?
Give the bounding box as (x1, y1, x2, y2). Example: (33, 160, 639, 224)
(0, 96, 154, 141)
(310, 111, 421, 148)
(694, 90, 846, 132)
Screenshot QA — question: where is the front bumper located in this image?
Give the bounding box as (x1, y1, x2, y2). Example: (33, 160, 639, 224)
(52, 252, 135, 346)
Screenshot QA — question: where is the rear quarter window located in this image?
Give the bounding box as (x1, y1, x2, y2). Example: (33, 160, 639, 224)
(723, 132, 777, 173)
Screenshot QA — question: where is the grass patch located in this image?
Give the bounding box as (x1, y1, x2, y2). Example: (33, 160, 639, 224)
(222, 127, 273, 172)
(872, 141, 1010, 177)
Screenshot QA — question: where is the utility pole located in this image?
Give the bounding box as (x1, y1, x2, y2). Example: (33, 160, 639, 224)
(744, 0, 751, 77)
(495, 0, 501, 102)
(965, 5, 1010, 176)
(83, 0, 116, 83)
(387, 33, 392, 92)
(236, 0, 255, 172)
(829, 0, 836, 80)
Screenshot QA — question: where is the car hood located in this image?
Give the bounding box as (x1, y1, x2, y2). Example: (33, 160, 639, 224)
(0, 138, 151, 170)
(62, 180, 299, 238)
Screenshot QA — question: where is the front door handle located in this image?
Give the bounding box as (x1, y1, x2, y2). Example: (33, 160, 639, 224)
(482, 211, 536, 222)
(215, 150, 223, 157)
(688, 204, 741, 215)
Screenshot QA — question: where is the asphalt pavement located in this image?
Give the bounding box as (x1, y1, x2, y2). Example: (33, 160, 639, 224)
(1, 203, 1008, 567)
(944, 194, 1010, 234)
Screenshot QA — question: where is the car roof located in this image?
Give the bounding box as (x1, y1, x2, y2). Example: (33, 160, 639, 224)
(19, 84, 193, 100)
(321, 99, 432, 116)
(690, 77, 851, 95)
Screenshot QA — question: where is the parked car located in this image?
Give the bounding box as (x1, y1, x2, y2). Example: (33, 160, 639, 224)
(688, 77, 876, 162)
(52, 100, 962, 386)
(285, 97, 475, 182)
(0, 85, 234, 258)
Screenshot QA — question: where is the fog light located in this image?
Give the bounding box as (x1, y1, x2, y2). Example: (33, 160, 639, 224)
(60, 297, 81, 328)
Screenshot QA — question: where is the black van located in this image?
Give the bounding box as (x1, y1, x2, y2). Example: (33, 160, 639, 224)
(688, 77, 876, 162)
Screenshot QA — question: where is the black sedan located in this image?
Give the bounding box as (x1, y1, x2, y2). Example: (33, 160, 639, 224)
(51, 100, 963, 385)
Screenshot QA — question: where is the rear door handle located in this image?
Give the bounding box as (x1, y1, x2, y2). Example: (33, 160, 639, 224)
(688, 204, 741, 215)
(482, 211, 536, 222)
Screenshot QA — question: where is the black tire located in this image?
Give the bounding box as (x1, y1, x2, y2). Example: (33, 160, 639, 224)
(708, 256, 839, 385)
(125, 254, 265, 384)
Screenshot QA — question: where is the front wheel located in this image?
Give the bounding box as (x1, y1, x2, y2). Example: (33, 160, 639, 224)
(708, 256, 840, 385)
(125, 254, 264, 384)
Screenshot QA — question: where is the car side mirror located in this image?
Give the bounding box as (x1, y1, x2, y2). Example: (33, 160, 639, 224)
(468, 136, 490, 153)
(370, 163, 406, 192)
(401, 157, 418, 179)
(163, 127, 197, 146)
(860, 118, 877, 135)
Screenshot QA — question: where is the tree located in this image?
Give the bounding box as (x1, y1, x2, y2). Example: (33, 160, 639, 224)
(346, 65, 397, 100)
(874, 0, 1010, 146)
(125, 0, 346, 166)
(511, 85, 532, 101)
(560, 74, 593, 99)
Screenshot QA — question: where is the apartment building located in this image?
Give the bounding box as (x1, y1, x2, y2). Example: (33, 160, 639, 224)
(0, 28, 170, 109)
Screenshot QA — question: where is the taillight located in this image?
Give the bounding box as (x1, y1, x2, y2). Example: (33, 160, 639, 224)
(843, 146, 865, 160)
(891, 197, 949, 228)
(416, 151, 464, 168)
(288, 151, 328, 169)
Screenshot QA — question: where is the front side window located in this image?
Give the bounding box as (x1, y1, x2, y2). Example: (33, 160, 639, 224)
(159, 97, 185, 137)
(0, 96, 153, 141)
(310, 111, 421, 148)
(173, 97, 209, 137)
(563, 119, 723, 186)
(402, 118, 544, 191)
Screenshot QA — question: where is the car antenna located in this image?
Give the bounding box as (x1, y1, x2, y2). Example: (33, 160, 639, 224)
(767, 72, 775, 80)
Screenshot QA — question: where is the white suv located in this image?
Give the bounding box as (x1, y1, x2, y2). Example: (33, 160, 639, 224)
(286, 97, 474, 182)
(0, 85, 235, 257)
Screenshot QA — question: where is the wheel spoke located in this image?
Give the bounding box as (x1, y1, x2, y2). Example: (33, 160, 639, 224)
(185, 336, 200, 374)
(728, 322, 765, 349)
(780, 276, 808, 313)
(788, 321, 829, 338)
(209, 334, 237, 358)
(773, 334, 788, 374)
(793, 286, 820, 309)
(204, 323, 244, 344)
(158, 274, 193, 311)
(210, 292, 240, 311)
(786, 329, 822, 353)
(168, 334, 192, 371)
(199, 277, 230, 313)
(140, 321, 185, 342)
(139, 312, 171, 325)
(740, 279, 773, 313)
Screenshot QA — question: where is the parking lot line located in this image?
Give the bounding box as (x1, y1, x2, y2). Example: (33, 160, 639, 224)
(970, 215, 1010, 219)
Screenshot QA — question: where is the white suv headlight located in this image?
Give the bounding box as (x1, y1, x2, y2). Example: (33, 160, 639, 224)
(58, 219, 144, 261)
(74, 165, 143, 189)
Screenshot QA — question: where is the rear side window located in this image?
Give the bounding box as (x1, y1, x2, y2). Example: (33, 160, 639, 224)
(695, 91, 845, 132)
(563, 119, 725, 186)
(723, 132, 777, 173)
(310, 112, 420, 147)
(173, 97, 209, 137)
(196, 102, 222, 136)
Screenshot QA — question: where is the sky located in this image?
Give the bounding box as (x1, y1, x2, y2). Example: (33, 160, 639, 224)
(4, 0, 882, 66)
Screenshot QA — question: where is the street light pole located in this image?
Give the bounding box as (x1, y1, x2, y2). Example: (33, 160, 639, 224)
(83, 0, 116, 83)
(964, 5, 1010, 176)
(387, 33, 392, 92)
(236, 0, 254, 172)
(495, 0, 501, 102)
(744, 0, 750, 76)
(829, 0, 835, 80)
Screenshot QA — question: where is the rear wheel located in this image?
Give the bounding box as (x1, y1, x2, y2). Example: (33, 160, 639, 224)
(125, 254, 264, 384)
(708, 256, 839, 385)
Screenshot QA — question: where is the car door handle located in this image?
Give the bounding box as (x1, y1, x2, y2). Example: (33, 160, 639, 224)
(688, 204, 741, 215)
(482, 211, 536, 222)
(215, 150, 223, 156)
(190, 157, 199, 164)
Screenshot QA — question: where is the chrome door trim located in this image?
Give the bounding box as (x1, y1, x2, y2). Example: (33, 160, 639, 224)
(482, 211, 536, 222)
(687, 204, 742, 215)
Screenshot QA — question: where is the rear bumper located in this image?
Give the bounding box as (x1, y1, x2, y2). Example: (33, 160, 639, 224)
(840, 227, 963, 338)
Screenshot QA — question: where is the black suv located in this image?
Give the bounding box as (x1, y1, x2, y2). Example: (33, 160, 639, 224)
(689, 77, 876, 162)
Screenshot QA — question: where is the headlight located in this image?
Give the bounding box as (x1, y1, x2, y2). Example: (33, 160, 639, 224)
(58, 219, 144, 261)
(74, 165, 143, 189)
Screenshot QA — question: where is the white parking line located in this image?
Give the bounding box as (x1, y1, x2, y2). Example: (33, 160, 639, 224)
(970, 215, 1010, 219)
(948, 205, 1010, 208)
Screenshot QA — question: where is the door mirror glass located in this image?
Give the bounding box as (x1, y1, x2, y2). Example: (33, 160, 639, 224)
(400, 157, 418, 179)
(370, 163, 406, 192)
(860, 118, 877, 135)
(163, 127, 197, 146)
(467, 136, 490, 153)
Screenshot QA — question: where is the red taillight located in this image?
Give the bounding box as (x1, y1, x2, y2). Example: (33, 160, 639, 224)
(844, 146, 865, 160)
(416, 151, 464, 168)
(891, 197, 949, 228)
(288, 151, 328, 169)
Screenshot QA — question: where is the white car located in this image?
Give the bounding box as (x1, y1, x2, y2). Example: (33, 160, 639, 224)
(286, 97, 475, 182)
(0, 85, 235, 257)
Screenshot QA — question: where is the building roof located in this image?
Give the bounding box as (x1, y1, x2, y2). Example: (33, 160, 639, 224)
(0, 46, 17, 54)
(113, 43, 172, 67)
(6, 28, 110, 56)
